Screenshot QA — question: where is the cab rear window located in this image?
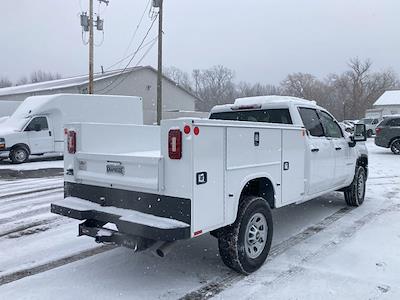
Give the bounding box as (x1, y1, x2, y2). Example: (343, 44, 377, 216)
(209, 109, 293, 124)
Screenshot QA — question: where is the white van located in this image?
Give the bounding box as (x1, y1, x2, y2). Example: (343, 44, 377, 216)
(0, 94, 143, 163)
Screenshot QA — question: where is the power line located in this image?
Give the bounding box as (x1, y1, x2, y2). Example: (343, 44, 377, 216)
(100, 38, 158, 94)
(95, 13, 159, 94)
(105, 36, 158, 71)
(123, 0, 152, 58)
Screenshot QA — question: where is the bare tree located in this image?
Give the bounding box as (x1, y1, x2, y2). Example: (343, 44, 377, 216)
(329, 58, 399, 119)
(281, 73, 327, 101)
(0, 77, 12, 88)
(166, 59, 399, 118)
(164, 66, 193, 91)
(30, 70, 62, 83)
(192, 65, 236, 110)
(16, 76, 29, 86)
(237, 82, 281, 98)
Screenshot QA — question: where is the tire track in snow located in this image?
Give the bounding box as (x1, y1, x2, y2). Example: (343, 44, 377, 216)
(254, 203, 400, 294)
(0, 185, 63, 200)
(0, 188, 63, 211)
(0, 177, 62, 187)
(0, 177, 62, 198)
(179, 206, 355, 300)
(0, 245, 115, 286)
(0, 216, 61, 238)
(0, 205, 54, 226)
(185, 189, 400, 300)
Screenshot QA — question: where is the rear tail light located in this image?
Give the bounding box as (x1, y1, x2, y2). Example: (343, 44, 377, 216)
(168, 129, 182, 159)
(375, 127, 381, 136)
(67, 131, 76, 154)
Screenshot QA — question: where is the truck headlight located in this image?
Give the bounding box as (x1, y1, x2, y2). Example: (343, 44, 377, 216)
(0, 138, 5, 149)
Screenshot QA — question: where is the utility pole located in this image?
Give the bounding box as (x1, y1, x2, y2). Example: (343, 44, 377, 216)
(88, 0, 94, 94)
(80, 0, 108, 94)
(155, 0, 163, 125)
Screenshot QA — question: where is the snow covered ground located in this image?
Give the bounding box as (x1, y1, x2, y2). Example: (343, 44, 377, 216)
(0, 140, 398, 299)
(0, 155, 63, 171)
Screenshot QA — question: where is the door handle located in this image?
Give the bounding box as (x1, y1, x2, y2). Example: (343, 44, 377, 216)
(311, 148, 319, 152)
(335, 147, 342, 151)
(49, 131, 52, 137)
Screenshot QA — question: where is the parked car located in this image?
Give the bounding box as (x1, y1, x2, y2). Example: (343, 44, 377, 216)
(0, 94, 143, 163)
(375, 116, 400, 154)
(51, 96, 368, 275)
(358, 118, 381, 138)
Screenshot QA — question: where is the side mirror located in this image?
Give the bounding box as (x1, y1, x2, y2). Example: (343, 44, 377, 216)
(353, 123, 367, 141)
(349, 124, 367, 147)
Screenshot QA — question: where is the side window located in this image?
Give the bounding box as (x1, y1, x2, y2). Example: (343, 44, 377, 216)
(209, 109, 293, 124)
(388, 118, 400, 127)
(319, 111, 343, 138)
(25, 117, 49, 132)
(372, 119, 379, 125)
(298, 108, 324, 137)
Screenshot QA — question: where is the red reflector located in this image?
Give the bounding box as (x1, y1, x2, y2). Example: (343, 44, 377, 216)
(193, 127, 200, 136)
(184, 125, 191, 134)
(375, 128, 381, 135)
(67, 131, 76, 154)
(194, 230, 203, 236)
(168, 129, 182, 160)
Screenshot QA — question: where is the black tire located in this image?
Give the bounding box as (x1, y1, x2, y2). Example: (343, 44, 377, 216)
(9, 147, 29, 164)
(344, 166, 366, 206)
(218, 196, 273, 275)
(390, 139, 400, 155)
(366, 129, 373, 138)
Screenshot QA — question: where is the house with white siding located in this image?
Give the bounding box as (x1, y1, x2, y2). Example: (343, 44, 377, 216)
(365, 90, 400, 119)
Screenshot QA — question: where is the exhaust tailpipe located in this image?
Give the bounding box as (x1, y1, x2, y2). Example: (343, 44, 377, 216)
(155, 241, 176, 258)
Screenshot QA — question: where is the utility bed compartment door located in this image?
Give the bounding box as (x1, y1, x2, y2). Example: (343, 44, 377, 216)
(281, 129, 305, 205)
(74, 151, 163, 192)
(192, 126, 225, 232)
(226, 127, 281, 170)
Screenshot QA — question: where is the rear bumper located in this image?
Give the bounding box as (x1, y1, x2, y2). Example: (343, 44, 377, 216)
(374, 137, 389, 148)
(51, 182, 191, 241)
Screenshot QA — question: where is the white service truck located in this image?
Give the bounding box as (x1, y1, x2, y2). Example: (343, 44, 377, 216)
(0, 94, 143, 163)
(52, 96, 368, 274)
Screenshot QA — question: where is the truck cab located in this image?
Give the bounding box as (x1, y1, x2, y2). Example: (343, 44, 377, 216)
(210, 96, 368, 197)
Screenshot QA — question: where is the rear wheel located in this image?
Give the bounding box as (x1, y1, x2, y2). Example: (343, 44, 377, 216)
(9, 147, 29, 164)
(344, 166, 366, 206)
(367, 129, 373, 138)
(218, 196, 273, 275)
(390, 139, 400, 155)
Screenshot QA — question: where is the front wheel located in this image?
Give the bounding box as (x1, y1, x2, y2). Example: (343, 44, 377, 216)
(9, 147, 29, 164)
(344, 166, 366, 206)
(367, 129, 373, 138)
(390, 139, 400, 155)
(218, 196, 273, 275)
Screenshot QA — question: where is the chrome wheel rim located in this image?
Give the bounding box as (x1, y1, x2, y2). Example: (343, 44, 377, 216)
(245, 213, 267, 259)
(392, 141, 400, 154)
(15, 150, 27, 162)
(357, 172, 365, 200)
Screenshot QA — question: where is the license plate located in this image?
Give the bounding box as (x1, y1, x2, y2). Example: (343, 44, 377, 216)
(106, 163, 125, 175)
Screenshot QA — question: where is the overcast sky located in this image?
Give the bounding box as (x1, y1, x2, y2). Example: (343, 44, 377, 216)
(1, 0, 399, 85)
